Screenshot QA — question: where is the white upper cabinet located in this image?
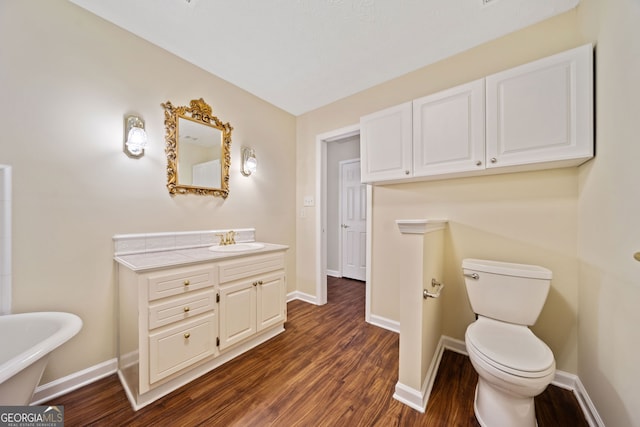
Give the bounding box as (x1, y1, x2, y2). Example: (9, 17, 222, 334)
(485, 44, 593, 169)
(359, 44, 593, 184)
(413, 79, 485, 177)
(360, 102, 412, 182)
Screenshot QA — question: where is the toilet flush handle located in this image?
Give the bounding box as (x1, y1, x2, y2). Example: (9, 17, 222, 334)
(464, 273, 479, 280)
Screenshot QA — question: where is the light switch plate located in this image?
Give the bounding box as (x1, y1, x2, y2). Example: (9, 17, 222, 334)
(303, 196, 315, 207)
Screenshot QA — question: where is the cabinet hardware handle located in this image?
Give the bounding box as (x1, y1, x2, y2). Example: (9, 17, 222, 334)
(184, 333, 190, 339)
(634, 252, 640, 262)
(490, 157, 497, 163)
(405, 170, 410, 175)
(464, 273, 479, 280)
(475, 160, 482, 166)
(253, 282, 258, 286)
(258, 280, 264, 285)
(184, 280, 190, 286)
(183, 307, 190, 312)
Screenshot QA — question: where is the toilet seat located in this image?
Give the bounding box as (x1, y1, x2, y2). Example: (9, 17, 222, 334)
(466, 317, 555, 378)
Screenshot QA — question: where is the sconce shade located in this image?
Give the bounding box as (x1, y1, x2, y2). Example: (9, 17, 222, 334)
(245, 156, 257, 174)
(241, 147, 257, 176)
(125, 115, 148, 157)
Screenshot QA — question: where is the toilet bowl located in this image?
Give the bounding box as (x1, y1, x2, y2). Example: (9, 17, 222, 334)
(462, 259, 555, 427)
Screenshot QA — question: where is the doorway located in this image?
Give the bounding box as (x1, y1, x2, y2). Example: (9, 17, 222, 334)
(316, 124, 372, 322)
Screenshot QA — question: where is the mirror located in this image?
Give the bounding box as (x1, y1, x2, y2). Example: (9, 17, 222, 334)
(162, 98, 232, 198)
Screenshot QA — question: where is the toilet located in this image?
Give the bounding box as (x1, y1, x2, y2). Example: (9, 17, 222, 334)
(462, 258, 556, 427)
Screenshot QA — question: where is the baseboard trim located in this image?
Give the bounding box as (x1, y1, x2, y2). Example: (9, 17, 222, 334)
(393, 381, 426, 413)
(552, 371, 604, 427)
(286, 291, 317, 304)
(440, 335, 467, 354)
(326, 270, 341, 278)
(31, 358, 117, 405)
(368, 314, 399, 333)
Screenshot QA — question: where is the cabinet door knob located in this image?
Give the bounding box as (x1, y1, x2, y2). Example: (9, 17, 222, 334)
(405, 170, 410, 175)
(258, 280, 264, 285)
(184, 333, 190, 339)
(253, 282, 258, 286)
(490, 157, 497, 163)
(183, 280, 190, 287)
(475, 160, 482, 166)
(183, 306, 190, 312)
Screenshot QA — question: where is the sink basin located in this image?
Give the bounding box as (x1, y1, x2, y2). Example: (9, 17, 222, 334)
(208, 242, 265, 253)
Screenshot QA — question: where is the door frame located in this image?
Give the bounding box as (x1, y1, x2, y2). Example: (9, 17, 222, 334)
(315, 124, 372, 322)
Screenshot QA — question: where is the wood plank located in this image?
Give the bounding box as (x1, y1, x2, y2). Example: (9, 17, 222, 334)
(46, 277, 588, 426)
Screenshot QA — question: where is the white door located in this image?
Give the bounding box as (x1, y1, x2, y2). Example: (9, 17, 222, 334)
(340, 160, 366, 281)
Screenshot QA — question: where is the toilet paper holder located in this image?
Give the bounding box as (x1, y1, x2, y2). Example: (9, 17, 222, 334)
(423, 278, 444, 299)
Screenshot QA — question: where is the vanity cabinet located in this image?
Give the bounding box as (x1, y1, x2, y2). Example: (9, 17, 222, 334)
(116, 245, 287, 410)
(360, 44, 593, 184)
(120, 264, 218, 395)
(218, 253, 286, 350)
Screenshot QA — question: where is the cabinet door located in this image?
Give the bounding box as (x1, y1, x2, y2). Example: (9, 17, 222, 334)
(148, 314, 217, 385)
(413, 79, 485, 176)
(257, 273, 286, 331)
(360, 102, 412, 183)
(219, 281, 257, 350)
(486, 44, 593, 169)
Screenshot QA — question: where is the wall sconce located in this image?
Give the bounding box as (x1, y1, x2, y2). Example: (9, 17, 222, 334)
(241, 147, 258, 176)
(124, 115, 148, 158)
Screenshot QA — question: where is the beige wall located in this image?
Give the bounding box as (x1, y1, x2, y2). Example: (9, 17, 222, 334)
(0, 1, 296, 383)
(576, 0, 640, 425)
(298, 9, 585, 372)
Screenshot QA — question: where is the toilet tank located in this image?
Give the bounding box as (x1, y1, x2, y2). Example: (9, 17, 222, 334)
(462, 259, 552, 326)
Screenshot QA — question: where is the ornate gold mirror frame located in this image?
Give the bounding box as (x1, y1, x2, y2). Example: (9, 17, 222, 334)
(162, 98, 233, 198)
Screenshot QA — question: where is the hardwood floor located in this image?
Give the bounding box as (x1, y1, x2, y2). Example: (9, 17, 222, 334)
(46, 277, 588, 426)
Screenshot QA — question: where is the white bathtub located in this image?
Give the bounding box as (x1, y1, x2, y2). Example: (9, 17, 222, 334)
(0, 312, 82, 405)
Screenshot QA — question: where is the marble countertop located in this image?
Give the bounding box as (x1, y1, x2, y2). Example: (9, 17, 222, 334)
(114, 242, 289, 272)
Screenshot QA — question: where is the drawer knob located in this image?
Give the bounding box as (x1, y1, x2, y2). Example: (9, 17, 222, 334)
(183, 280, 190, 287)
(258, 280, 264, 285)
(184, 333, 190, 339)
(183, 306, 190, 313)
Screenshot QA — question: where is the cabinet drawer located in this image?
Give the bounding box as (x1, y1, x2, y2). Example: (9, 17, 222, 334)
(147, 266, 216, 301)
(218, 253, 285, 284)
(148, 289, 216, 330)
(149, 314, 217, 384)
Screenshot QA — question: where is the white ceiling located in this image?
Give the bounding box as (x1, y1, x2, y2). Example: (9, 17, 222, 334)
(69, 0, 579, 116)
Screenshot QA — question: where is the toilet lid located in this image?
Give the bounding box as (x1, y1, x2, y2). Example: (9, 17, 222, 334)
(466, 317, 555, 377)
